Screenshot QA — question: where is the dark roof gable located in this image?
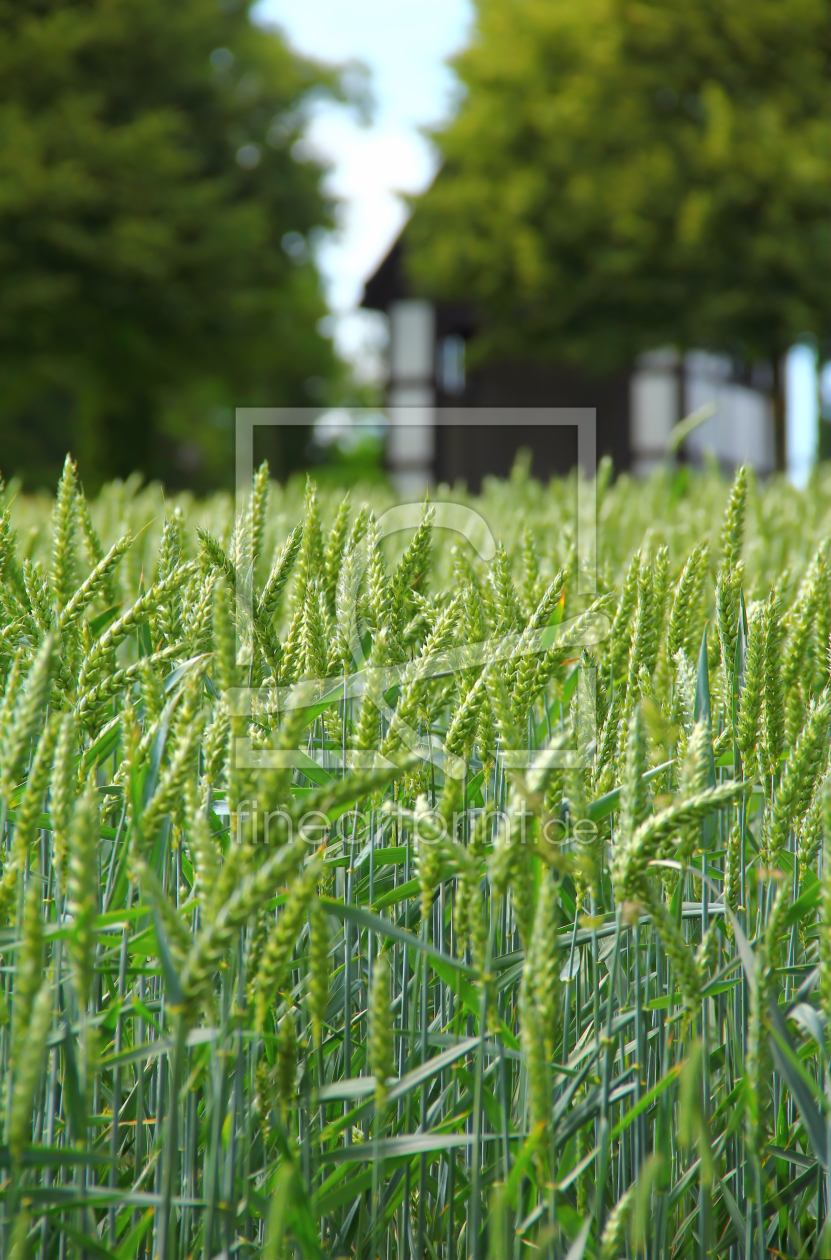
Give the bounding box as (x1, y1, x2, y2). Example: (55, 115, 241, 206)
(361, 240, 407, 312)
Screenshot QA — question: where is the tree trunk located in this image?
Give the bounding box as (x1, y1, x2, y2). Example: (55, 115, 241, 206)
(771, 351, 786, 473)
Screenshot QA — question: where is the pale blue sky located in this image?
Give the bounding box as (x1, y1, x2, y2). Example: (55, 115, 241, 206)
(254, 0, 473, 375)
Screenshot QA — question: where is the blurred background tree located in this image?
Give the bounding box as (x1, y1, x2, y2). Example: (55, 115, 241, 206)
(0, 0, 354, 490)
(408, 0, 830, 460)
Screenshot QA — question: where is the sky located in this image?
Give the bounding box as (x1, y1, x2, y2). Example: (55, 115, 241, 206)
(254, 0, 473, 379)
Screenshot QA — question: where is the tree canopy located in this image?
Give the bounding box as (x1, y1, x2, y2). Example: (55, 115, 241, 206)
(407, 0, 830, 374)
(0, 0, 347, 489)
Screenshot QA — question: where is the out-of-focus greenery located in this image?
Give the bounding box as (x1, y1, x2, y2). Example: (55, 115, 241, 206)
(0, 0, 357, 492)
(408, 0, 830, 372)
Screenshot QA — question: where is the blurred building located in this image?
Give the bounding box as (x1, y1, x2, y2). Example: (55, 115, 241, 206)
(362, 238, 775, 488)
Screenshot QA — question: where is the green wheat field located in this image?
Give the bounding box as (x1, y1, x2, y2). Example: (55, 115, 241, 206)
(0, 453, 829, 1259)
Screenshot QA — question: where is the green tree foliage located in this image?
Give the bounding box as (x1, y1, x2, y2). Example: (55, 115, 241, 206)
(0, 0, 345, 489)
(408, 0, 830, 372)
